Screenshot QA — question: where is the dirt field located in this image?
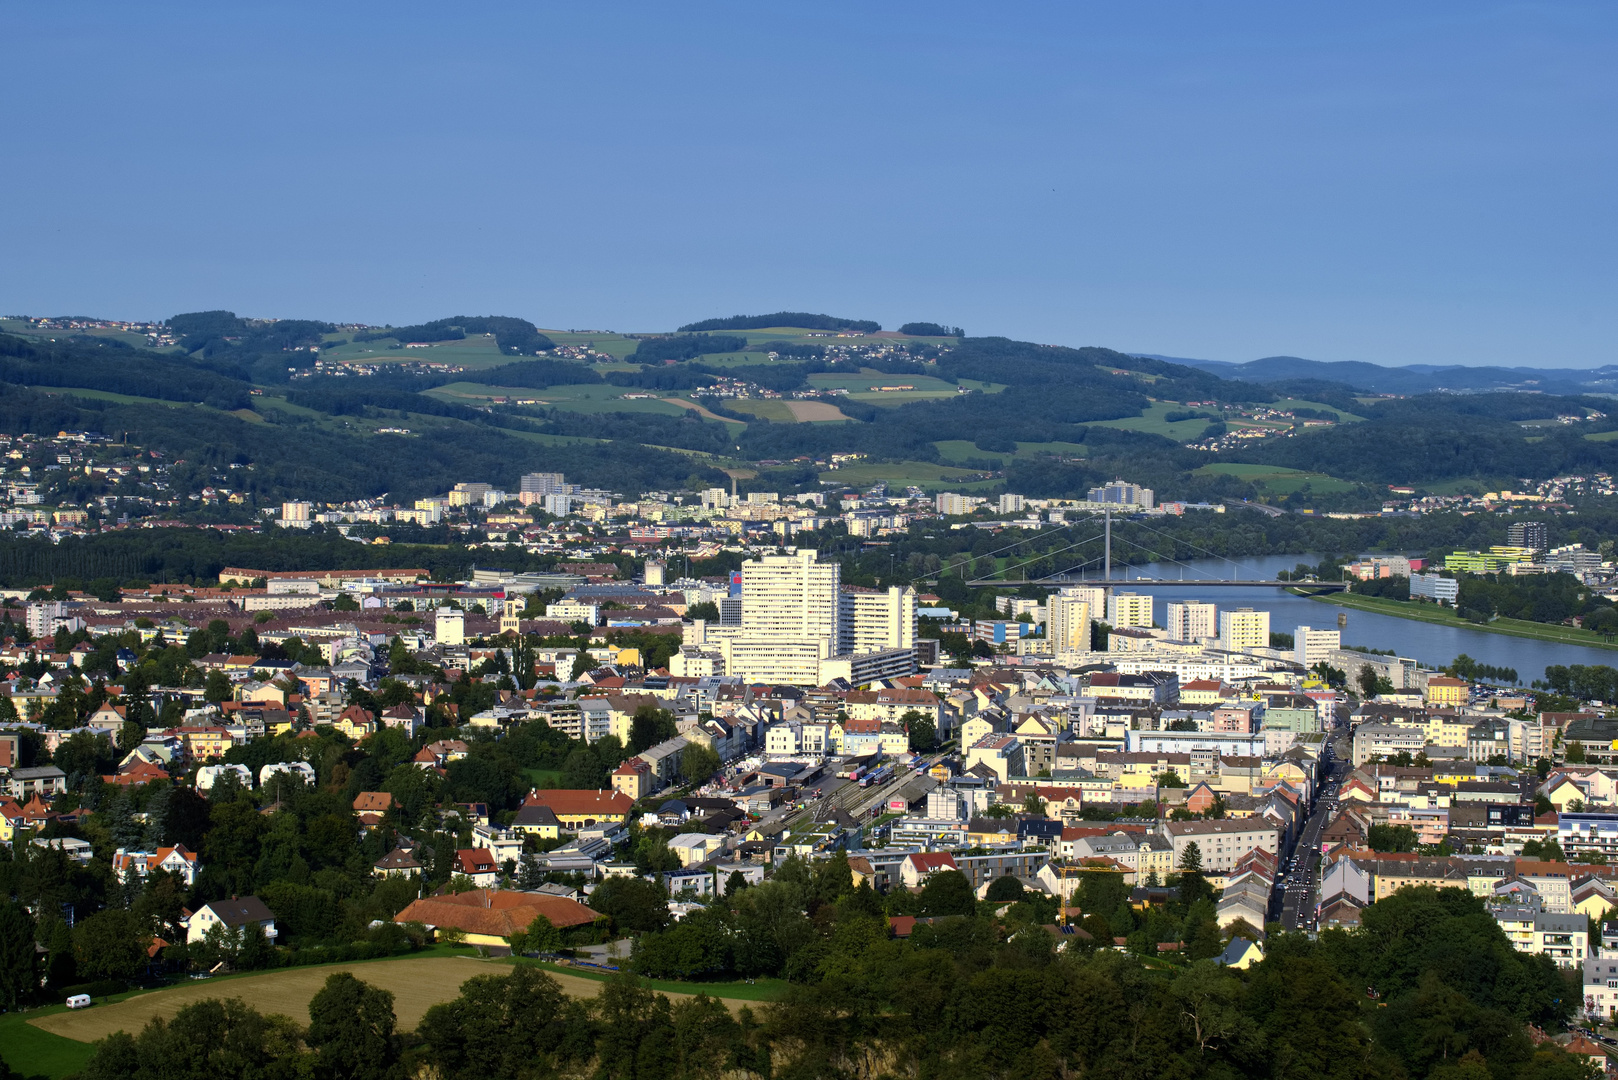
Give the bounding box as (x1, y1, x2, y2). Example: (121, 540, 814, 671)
(785, 401, 848, 422)
(30, 957, 750, 1044)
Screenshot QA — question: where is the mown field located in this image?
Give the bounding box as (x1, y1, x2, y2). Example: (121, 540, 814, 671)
(1088, 400, 1220, 441)
(935, 439, 1086, 463)
(818, 460, 1000, 491)
(7, 952, 785, 1078)
(1195, 462, 1357, 494)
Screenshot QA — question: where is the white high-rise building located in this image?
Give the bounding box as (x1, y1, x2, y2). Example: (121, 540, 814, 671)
(741, 551, 842, 647)
(1047, 595, 1092, 655)
(998, 493, 1026, 514)
(435, 608, 465, 646)
(520, 472, 566, 495)
(1107, 592, 1154, 629)
(1294, 626, 1342, 667)
(1166, 600, 1216, 642)
(1218, 608, 1270, 652)
(839, 585, 917, 654)
(1088, 480, 1155, 509)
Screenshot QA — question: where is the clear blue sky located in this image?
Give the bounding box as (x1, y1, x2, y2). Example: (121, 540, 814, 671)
(2, 2, 1613, 367)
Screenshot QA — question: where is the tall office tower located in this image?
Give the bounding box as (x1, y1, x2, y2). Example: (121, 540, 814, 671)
(740, 550, 842, 649)
(1107, 592, 1154, 628)
(1166, 600, 1216, 641)
(1506, 521, 1548, 554)
(1046, 594, 1092, 654)
(1218, 607, 1270, 651)
(839, 585, 918, 654)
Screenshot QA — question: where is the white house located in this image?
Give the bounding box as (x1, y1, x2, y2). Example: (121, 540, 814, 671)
(186, 896, 278, 944)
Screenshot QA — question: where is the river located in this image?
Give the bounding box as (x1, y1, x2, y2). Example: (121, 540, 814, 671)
(1086, 553, 1617, 681)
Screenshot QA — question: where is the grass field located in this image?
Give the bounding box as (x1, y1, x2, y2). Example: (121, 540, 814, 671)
(1272, 398, 1369, 423)
(323, 335, 512, 368)
(0, 1009, 95, 1078)
(935, 439, 1086, 463)
(818, 460, 999, 492)
(1090, 401, 1220, 441)
(784, 401, 850, 422)
(38, 387, 216, 409)
(1585, 430, 1618, 442)
(426, 383, 691, 418)
(6, 953, 786, 1077)
(723, 400, 798, 423)
(29, 955, 482, 1046)
(1306, 591, 1618, 651)
(0, 320, 158, 350)
(1195, 462, 1357, 494)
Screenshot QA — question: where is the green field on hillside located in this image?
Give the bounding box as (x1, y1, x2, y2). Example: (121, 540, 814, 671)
(935, 439, 1086, 463)
(808, 372, 959, 393)
(1090, 401, 1220, 441)
(1272, 398, 1369, 423)
(1196, 462, 1356, 493)
(321, 335, 510, 367)
(426, 382, 690, 418)
(723, 399, 798, 422)
(818, 460, 999, 492)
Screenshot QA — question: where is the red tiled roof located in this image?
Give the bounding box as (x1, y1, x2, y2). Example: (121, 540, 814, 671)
(394, 889, 600, 935)
(523, 789, 634, 816)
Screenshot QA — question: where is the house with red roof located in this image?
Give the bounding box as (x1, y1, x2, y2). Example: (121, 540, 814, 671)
(102, 759, 170, 787)
(112, 844, 200, 887)
(900, 852, 959, 888)
(453, 848, 501, 888)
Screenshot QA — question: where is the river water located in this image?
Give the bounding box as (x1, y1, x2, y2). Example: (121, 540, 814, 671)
(1084, 553, 1617, 682)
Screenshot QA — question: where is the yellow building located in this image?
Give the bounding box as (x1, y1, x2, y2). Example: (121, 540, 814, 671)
(176, 726, 233, 761)
(1424, 677, 1469, 708)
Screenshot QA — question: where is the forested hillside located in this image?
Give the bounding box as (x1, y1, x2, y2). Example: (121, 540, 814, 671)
(4, 311, 1617, 511)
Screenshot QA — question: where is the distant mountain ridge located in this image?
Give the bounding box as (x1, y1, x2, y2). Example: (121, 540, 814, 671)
(1132, 353, 1618, 396)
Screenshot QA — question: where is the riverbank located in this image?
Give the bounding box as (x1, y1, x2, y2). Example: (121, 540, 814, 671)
(1299, 590, 1618, 653)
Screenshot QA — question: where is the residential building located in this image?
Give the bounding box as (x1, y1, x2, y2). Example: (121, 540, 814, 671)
(838, 585, 917, 654)
(1088, 480, 1154, 509)
(1047, 594, 1092, 656)
(1160, 819, 1280, 875)
(1107, 593, 1153, 630)
(1492, 904, 1587, 966)
(1218, 608, 1270, 652)
(1425, 677, 1469, 708)
(521, 789, 635, 827)
(187, 896, 278, 945)
(1165, 601, 1216, 642)
(1507, 521, 1549, 554)
(1410, 573, 1461, 605)
(1293, 626, 1341, 667)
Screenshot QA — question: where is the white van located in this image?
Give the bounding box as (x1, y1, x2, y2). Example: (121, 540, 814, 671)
(66, 994, 92, 1010)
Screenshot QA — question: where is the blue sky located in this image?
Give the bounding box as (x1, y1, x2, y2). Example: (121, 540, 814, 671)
(2, 2, 1613, 367)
